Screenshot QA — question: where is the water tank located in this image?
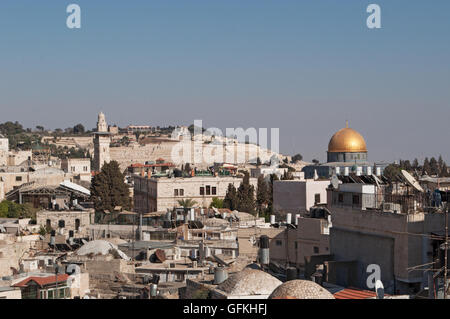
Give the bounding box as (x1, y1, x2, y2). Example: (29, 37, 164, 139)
(150, 284, 158, 297)
(270, 215, 275, 225)
(50, 230, 56, 246)
(214, 268, 228, 285)
(204, 246, 211, 258)
(356, 166, 362, 176)
(294, 214, 300, 226)
(286, 213, 292, 224)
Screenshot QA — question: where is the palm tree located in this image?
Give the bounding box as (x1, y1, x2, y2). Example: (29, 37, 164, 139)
(177, 199, 197, 208)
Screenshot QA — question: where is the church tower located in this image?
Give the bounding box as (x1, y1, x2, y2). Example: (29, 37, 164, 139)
(93, 112, 111, 171)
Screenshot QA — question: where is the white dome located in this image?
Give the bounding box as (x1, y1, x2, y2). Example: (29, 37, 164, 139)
(76, 240, 130, 260)
(217, 268, 282, 296)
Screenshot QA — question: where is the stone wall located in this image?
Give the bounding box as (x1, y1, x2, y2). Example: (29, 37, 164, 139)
(110, 140, 279, 172)
(36, 210, 93, 237)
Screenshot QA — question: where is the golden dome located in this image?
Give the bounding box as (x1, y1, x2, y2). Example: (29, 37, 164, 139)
(328, 124, 367, 153)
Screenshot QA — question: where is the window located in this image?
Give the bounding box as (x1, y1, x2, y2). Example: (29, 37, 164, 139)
(338, 193, 344, 203)
(206, 186, 211, 195)
(58, 220, 65, 228)
(314, 193, 321, 204)
(294, 242, 298, 249)
(352, 195, 360, 205)
(276, 240, 282, 246)
(174, 189, 179, 196)
(179, 189, 184, 196)
(200, 187, 205, 195)
(59, 288, 65, 299)
(83, 166, 88, 172)
(212, 187, 217, 195)
(313, 246, 319, 254)
(75, 219, 80, 231)
(71, 166, 75, 172)
(16, 176, 22, 182)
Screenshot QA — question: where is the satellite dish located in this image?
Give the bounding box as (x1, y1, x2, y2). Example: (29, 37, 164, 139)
(401, 170, 424, 192)
(375, 280, 384, 299)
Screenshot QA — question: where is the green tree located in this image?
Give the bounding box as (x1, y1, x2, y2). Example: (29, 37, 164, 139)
(209, 197, 224, 209)
(0, 200, 37, 219)
(281, 170, 294, 180)
(429, 157, 439, 176)
(266, 174, 279, 215)
(440, 162, 449, 177)
(422, 157, 431, 176)
(90, 161, 132, 212)
(412, 158, 419, 169)
(291, 154, 303, 163)
(236, 172, 256, 215)
(223, 184, 238, 211)
(177, 198, 197, 208)
(383, 164, 401, 182)
(256, 176, 269, 213)
(73, 123, 85, 134)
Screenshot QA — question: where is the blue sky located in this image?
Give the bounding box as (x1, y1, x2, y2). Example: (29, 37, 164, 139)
(0, 1, 449, 163)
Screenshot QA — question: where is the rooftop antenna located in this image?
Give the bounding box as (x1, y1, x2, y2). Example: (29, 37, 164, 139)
(345, 120, 349, 128)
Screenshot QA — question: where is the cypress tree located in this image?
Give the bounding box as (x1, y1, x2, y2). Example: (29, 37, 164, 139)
(236, 172, 256, 215)
(256, 175, 269, 213)
(224, 183, 238, 211)
(90, 161, 131, 212)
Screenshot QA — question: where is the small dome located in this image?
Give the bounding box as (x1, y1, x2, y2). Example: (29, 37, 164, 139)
(269, 280, 335, 299)
(76, 240, 130, 260)
(217, 268, 282, 296)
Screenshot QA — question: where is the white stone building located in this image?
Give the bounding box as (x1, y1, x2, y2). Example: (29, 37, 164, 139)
(61, 158, 91, 182)
(273, 179, 330, 215)
(134, 175, 258, 213)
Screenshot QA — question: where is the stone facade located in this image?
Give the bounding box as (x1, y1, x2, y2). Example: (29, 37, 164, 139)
(61, 158, 91, 182)
(36, 210, 93, 237)
(134, 176, 258, 213)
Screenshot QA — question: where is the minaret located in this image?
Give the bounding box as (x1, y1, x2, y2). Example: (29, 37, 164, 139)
(97, 112, 108, 133)
(93, 112, 111, 171)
